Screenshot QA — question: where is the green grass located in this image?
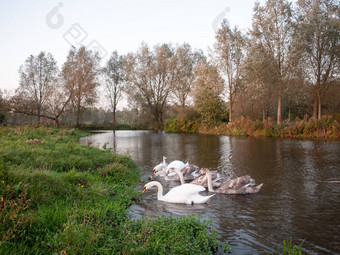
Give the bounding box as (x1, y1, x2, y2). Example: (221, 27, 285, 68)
(280, 239, 303, 255)
(0, 125, 224, 254)
(79, 123, 134, 131)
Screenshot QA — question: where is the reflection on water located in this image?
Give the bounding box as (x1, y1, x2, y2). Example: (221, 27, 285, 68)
(80, 131, 340, 255)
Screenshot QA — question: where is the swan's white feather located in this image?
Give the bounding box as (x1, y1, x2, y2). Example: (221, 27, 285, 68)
(152, 156, 168, 172)
(166, 160, 187, 173)
(153, 162, 166, 172)
(144, 181, 213, 204)
(161, 184, 212, 204)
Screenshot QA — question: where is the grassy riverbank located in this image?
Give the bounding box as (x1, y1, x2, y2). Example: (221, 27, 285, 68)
(78, 123, 134, 131)
(0, 126, 224, 254)
(165, 115, 340, 140)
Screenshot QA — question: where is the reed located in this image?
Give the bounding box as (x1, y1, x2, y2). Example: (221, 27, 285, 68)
(165, 115, 340, 139)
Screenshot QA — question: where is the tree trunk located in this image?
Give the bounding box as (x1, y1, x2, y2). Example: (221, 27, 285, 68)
(54, 118, 60, 128)
(229, 101, 232, 123)
(76, 109, 80, 128)
(312, 94, 318, 119)
(262, 108, 265, 123)
(159, 110, 164, 129)
(317, 91, 321, 120)
(288, 105, 291, 123)
(112, 107, 116, 131)
(277, 94, 282, 125)
(38, 105, 41, 123)
(317, 90, 321, 120)
(76, 97, 81, 128)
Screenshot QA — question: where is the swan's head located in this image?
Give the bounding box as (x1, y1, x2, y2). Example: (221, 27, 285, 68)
(152, 170, 167, 178)
(153, 164, 166, 173)
(199, 168, 209, 175)
(143, 182, 157, 193)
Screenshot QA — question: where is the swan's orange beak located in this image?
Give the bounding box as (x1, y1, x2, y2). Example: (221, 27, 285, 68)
(153, 169, 156, 174)
(143, 187, 146, 193)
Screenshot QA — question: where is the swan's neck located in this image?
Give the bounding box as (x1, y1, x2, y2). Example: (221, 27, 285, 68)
(162, 156, 167, 166)
(156, 170, 173, 181)
(205, 170, 214, 192)
(164, 174, 171, 181)
(154, 170, 165, 177)
(173, 168, 185, 184)
(148, 181, 164, 200)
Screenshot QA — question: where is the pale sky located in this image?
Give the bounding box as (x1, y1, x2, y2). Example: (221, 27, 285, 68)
(0, 0, 264, 92)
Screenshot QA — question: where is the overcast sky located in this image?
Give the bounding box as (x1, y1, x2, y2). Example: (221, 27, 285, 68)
(0, 0, 264, 92)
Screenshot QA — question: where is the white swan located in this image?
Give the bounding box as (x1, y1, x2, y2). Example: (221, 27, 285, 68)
(199, 168, 263, 194)
(143, 181, 214, 204)
(150, 164, 200, 183)
(166, 160, 188, 173)
(153, 156, 167, 172)
(150, 167, 189, 184)
(150, 169, 177, 182)
(152, 158, 187, 178)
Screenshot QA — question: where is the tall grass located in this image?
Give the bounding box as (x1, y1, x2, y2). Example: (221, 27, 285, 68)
(165, 115, 340, 139)
(222, 115, 340, 139)
(280, 239, 304, 255)
(0, 125, 223, 254)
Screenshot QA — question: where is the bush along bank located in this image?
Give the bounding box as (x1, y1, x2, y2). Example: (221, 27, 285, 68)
(0, 126, 225, 254)
(165, 115, 340, 140)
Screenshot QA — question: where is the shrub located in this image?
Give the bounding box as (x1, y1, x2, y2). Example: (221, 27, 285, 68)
(193, 116, 339, 139)
(252, 120, 264, 131)
(164, 118, 180, 133)
(164, 118, 198, 133)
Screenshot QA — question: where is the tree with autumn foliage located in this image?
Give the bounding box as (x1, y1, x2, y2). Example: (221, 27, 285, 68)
(62, 46, 101, 127)
(192, 60, 226, 124)
(251, 0, 294, 124)
(213, 19, 245, 122)
(294, 0, 340, 120)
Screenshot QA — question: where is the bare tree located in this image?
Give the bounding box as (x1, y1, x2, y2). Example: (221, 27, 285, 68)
(124, 43, 176, 128)
(18, 51, 58, 122)
(294, 0, 340, 120)
(213, 20, 245, 122)
(10, 72, 73, 127)
(44, 78, 73, 127)
(5, 89, 62, 124)
(102, 51, 125, 130)
(62, 46, 101, 127)
(5, 52, 64, 125)
(172, 43, 204, 108)
(251, 0, 293, 124)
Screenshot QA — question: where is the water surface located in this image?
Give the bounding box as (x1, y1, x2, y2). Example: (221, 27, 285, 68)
(80, 130, 340, 254)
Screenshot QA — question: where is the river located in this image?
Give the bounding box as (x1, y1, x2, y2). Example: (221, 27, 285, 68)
(79, 130, 340, 254)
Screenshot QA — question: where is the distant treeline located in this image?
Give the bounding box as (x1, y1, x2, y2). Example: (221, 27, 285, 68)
(0, 0, 339, 132)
